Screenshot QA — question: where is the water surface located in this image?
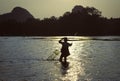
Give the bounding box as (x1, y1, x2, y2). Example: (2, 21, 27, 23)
(0, 36, 120, 81)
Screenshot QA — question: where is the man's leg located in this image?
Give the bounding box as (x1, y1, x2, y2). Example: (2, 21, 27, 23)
(64, 56, 67, 62)
(59, 55, 63, 62)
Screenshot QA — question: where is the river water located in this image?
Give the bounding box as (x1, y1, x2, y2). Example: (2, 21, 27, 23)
(0, 36, 120, 81)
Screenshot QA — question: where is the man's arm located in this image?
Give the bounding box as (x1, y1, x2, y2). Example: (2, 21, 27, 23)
(59, 38, 63, 44)
(69, 43, 72, 46)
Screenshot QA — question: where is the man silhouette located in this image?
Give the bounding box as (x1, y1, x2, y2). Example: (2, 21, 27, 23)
(59, 37, 72, 62)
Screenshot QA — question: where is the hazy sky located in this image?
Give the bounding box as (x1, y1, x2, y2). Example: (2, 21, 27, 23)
(0, 0, 120, 19)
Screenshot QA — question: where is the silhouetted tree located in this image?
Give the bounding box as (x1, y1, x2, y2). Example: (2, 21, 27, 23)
(0, 5, 120, 36)
(86, 7, 101, 17)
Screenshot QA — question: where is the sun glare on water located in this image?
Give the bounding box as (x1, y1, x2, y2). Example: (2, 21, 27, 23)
(60, 37, 91, 81)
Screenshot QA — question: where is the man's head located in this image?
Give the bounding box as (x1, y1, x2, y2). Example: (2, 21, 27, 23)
(63, 37, 68, 42)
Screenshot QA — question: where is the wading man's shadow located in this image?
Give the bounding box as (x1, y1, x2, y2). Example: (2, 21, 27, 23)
(60, 61, 70, 75)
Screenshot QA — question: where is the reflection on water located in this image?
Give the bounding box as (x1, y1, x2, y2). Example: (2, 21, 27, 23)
(60, 61, 69, 75)
(0, 36, 120, 81)
(60, 60, 85, 81)
(59, 41, 86, 81)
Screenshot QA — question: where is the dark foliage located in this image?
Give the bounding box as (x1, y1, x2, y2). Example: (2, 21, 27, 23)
(0, 5, 120, 36)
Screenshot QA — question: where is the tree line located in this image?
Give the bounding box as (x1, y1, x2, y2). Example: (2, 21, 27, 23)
(0, 5, 120, 36)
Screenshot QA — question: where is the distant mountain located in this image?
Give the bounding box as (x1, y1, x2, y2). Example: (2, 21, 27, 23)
(0, 5, 120, 36)
(0, 7, 34, 22)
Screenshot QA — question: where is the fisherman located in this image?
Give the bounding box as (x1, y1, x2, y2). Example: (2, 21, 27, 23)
(59, 37, 72, 62)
